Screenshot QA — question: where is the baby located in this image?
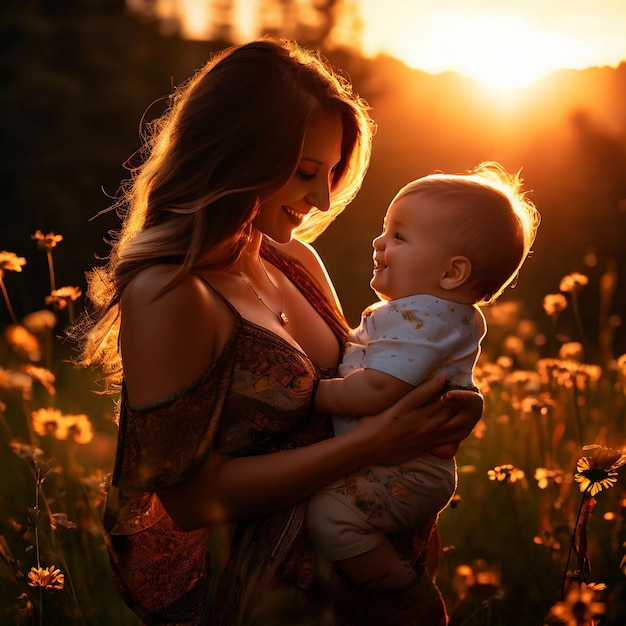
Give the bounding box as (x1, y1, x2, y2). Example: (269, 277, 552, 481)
(307, 162, 540, 596)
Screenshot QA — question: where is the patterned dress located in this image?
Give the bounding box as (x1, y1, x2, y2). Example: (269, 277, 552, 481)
(102, 241, 439, 625)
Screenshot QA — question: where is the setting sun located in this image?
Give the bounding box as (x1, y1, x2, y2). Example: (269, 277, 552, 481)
(352, 1, 626, 91)
(384, 13, 582, 90)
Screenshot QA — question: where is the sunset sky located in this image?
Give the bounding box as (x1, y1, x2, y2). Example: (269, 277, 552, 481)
(161, 0, 626, 90)
(352, 0, 626, 89)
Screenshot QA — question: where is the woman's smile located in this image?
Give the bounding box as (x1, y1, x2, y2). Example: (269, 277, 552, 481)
(282, 205, 309, 222)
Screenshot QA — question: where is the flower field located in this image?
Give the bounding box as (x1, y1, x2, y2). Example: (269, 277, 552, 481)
(0, 234, 624, 625)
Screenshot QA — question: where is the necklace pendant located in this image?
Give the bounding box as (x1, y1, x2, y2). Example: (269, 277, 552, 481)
(279, 311, 289, 326)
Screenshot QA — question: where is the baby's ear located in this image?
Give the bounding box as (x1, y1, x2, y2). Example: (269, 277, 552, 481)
(440, 256, 472, 290)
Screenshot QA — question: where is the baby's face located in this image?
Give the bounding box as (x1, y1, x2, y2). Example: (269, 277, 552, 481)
(370, 191, 453, 301)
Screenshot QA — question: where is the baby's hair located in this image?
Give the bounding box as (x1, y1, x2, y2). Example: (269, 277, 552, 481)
(399, 162, 540, 304)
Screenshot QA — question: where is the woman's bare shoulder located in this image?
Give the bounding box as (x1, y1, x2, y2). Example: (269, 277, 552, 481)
(122, 265, 219, 326)
(278, 239, 342, 309)
(121, 265, 233, 407)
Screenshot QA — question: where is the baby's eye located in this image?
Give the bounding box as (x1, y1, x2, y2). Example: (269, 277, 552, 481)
(394, 232, 404, 241)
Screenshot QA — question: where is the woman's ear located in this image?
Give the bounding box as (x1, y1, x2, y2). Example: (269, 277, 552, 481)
(440, 256, 472, 290)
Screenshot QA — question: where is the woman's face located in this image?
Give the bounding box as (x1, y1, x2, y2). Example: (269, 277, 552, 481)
(253, 112, 344, 243)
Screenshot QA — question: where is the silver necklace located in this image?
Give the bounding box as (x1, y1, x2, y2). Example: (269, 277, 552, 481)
(241, 259, 289, 326)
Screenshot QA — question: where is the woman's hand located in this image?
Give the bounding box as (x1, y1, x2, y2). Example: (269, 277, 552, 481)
(348, 375, 483, 466)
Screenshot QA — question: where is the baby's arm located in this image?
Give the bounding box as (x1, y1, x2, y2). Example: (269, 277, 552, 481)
(314, 368, 414, 415)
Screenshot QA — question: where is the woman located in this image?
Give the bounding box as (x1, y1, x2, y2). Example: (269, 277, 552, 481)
(78, 37, 482, 625)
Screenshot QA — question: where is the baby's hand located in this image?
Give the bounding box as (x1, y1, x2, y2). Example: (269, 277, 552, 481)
(430, 383, 481, 458)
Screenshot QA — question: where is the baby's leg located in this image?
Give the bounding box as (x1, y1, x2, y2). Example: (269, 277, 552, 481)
(338, 535, 416, 591)
(340, 544, 446, 626)
(307, 474, 448, 625)
(307, 477, 420, 589)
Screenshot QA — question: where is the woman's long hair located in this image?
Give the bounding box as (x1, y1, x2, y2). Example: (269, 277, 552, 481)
(75, 37, 375, 390)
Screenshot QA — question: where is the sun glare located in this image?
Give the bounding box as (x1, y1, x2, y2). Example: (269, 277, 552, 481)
(356, 4, 625, 92)
(429, 13, 572, 90)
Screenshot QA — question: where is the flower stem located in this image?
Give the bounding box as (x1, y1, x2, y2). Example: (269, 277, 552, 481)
(571, 378, 585, 449)
(561, 490, 589, 598)
(34, 467, 41, 570)
(0, 276, 18, 325)
(570, 291, 589, 358)
(47, 250, 56, 292)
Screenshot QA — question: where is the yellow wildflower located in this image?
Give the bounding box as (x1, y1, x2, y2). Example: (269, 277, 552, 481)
(574, 445, 626, 496)
(536, 358, 561, 377)
(559, 272, 589, 294)
(547, 582, 606, 625)
(4, 325, 41, 361)
(520, 394, 556, 417)
(0, 251, 27, 275)
(543, 293, 567, 317)
(31, 231, 63, 251)
(503, 370, 541, 405)
(558, 342, 584, 361)
(474, 361, 506, 390)
(576, 364, 602, 386)
(27, 564, 65, 589)
(65, 413, 93, 444)
(534, 467, 563, 489)
(32, 408, 68, 440)
(504, 370, 541, 388)
(495, 356, 513, 371)
(488, 464, 525, 483)
(31, 408, 93, 444)
(537, 358, 601, 389)
(45, 285, 82, 310)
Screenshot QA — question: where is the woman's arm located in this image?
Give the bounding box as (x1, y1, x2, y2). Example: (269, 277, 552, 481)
(315, 369, 414, 415)
(158, 375, 482, 530)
